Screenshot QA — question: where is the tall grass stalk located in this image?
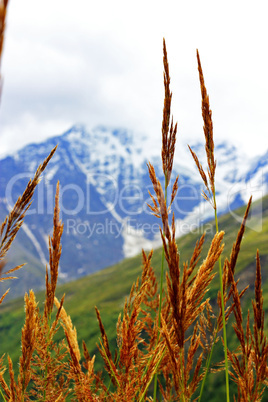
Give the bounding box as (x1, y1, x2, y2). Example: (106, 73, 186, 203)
(198, 190, 231, 402)
(198, 329, 218, 401)
(153, 172, 168, 400)
(150, 38, 178, 400)
(213, 192, 230, 402)
(189, 51, 230, 401)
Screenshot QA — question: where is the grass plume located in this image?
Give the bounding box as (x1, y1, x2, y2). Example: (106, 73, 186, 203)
(189, 49, 230, 401)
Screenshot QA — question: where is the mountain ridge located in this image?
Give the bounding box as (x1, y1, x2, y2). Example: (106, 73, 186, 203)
(0, 125, 267, 298)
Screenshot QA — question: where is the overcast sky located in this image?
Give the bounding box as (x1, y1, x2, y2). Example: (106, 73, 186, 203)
(0, 0, 267, 158)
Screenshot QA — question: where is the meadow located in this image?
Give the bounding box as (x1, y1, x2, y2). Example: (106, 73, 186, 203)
(0, 194, 268, 401)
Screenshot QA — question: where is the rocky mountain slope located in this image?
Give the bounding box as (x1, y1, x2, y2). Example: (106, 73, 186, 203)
(0, 125, 267, 297)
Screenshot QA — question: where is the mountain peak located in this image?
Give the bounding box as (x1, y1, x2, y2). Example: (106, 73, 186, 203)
(1, 124, 267, 300)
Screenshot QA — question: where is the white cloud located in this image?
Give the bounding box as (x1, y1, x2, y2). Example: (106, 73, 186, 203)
(0, 0, 267, 157)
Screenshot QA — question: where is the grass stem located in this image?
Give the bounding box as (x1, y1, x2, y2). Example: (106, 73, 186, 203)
(198, 326, 218, 401)
(213, 191, 230, 402)
(198, 190, 230, 402)
(153, 173, 168, 401)
(0, 388, 6, 402)
(139, 346, 166, 402)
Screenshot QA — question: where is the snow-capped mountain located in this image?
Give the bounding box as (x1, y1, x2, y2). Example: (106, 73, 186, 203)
(0, 125, 267, 296)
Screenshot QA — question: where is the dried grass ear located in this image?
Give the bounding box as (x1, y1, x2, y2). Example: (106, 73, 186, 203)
(0, 145, 57, 264)
(0, 0, 9, 103)
(18, 290, 38, 395)
(188, 50, 216, 209)
(0, 137, 56, 307)
(161, 39, 177, 186)
(45, 181, 64, 319)
(196, 50, 216, 196)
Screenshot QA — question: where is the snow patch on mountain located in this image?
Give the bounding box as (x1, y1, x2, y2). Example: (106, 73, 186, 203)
(122, 220, 162, 257)
(0, 124, 267, 288)
(21, 223, 48, 267)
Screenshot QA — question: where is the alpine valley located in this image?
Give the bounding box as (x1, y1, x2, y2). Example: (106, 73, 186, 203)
(0, 125, 267, 298)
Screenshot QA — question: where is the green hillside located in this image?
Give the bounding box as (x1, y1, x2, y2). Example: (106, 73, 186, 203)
(0, 195, 267, 400)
